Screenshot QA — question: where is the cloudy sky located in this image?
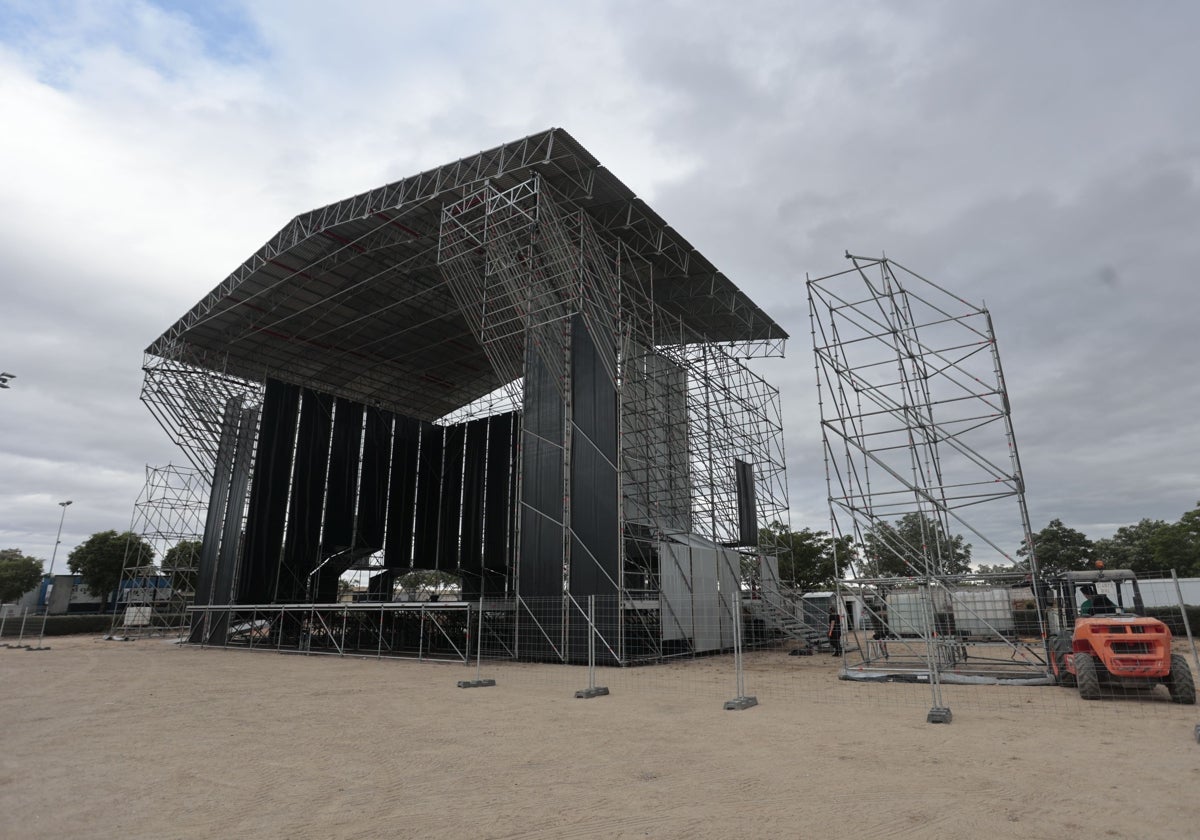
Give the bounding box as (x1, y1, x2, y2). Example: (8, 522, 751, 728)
(1, 0, 1197, 569)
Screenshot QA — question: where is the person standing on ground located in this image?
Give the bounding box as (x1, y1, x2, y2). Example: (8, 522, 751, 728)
(828, 608, 842, 656)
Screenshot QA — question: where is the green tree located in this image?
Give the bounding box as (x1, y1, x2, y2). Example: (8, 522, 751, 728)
(0, 548, 44, 602)
(759, 521, 853, 593)
(67, 531, 155, 613)
(1018, 518, 1093, 577)
(162, 539, 202, 595)
(1093, 518, 1168, 573)
(1150, 503, 1200, 576)
(862, 513, 972, 577)
(397, 570, 458, 600)
(975, 562, 1022, 575)
(162, 539, 201, 572)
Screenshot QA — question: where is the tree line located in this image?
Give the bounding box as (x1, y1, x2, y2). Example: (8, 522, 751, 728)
(762, 501, 1200, 591)
(0, 531, 459, 609)
(4, 501, 1196, 607)
(0, 531, 183, 611)
(985, 502, 1200, 578)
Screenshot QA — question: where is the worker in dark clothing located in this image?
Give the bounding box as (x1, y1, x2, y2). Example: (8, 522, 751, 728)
(828, 608, 842, 656)
(1080, 585, 1116, 616)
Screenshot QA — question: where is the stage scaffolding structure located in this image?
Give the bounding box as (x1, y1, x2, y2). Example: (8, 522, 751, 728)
(808, 255, 1047, 715)
(110, 464, 209, 637)
(140, 128, 792, 664)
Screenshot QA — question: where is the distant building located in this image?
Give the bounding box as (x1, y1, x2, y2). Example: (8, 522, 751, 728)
(0, 574, 169, 616)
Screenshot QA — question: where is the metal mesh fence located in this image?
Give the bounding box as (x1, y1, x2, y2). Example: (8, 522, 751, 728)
(184, 575, 1199, 723)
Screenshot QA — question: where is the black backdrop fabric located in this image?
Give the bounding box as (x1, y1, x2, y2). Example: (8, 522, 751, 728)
(238, 379, 300, 604)
(413, 425, 444, 568)
(568, 316, 620, 663)
(321, 397, 363, 552)
(438, 423, 466, 571)
(458, 417, 488, 599)
(569, 315, 619, 598)
(357, 407, 391, 552)
(483, 412, 516, 592)
(278, 389, 333, 602)
(384, 415, 421, 570)
(232, 389, 523, 604)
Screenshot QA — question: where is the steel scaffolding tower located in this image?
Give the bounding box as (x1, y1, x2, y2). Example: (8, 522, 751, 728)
(808, 255, 1046, 705)
(436, 173, 790, 659)
(110, 464, 209, 637)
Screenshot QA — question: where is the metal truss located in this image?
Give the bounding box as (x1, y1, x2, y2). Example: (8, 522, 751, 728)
(187, 601, 481, 662)
(110, 465, 209, 638)
(141, 351, 262, 476)
(435, 174, 790, 661)
(149, 129, 773, 358)
(147, 133, 790, 666)
(808, 254, 1045, 693)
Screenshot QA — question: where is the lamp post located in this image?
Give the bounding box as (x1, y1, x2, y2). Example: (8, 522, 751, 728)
(30, 500, 72, 651)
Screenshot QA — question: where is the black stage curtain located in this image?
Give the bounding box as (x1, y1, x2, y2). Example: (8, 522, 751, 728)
(483, 412, 516, 595)
(519, 343, 565, 599)
(238, 379, 300, 604)
(208, 403, 258, 642)
(413, 425, 444, 569)
(367, 569, 395, 601)
(568, 316, 620, 663)
(189, 398, 243, 642)
(517, 338, 566, 660)
(357, 407, 391, 552)
(278, 390, 333, 602)
(438, 423, 466, 573)
(322, 397, 363, 553)
(459, 418, 488, 599)
(384, 415, 421, 570)
(569, 315, 619, 598)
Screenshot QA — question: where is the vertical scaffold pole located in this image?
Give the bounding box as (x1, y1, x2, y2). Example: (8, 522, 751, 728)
(725, 586, 757, 710)
(575, 594, 609, 698)
(924, 582, 951, 724)
(458, 578, 496, 688)
(1171, 570, 1200, 673)
(377, 603, 384, 659)
(17, 607, 30, 648)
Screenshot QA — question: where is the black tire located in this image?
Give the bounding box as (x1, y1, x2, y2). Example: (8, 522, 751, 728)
(1075, 652, 1101, 700)
(1059, 653, 1077, 687)
(1168, 654, 1196, 705)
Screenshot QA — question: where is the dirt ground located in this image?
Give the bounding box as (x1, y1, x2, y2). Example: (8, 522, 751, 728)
(2, 635, 1198, 840)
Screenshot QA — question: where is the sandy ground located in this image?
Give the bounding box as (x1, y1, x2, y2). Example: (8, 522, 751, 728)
(2, 635, 1198, 840)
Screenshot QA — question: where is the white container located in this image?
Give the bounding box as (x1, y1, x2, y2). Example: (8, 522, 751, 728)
(950, 587, 1015, 637)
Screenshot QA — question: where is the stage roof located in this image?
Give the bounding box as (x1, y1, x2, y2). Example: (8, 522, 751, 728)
(148, 128, 787, 420)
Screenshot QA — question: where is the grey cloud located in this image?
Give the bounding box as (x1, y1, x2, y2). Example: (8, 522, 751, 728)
(2, 0, 1198, 570)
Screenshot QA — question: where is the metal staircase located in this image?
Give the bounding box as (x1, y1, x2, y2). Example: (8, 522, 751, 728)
(743, 589, 827, 651)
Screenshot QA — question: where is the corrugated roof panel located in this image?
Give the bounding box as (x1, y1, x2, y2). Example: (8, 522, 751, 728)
(148, 127, 786, 419)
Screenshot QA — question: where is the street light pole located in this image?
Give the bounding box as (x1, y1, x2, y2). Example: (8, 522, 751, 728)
(30, 500, 72, 651)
